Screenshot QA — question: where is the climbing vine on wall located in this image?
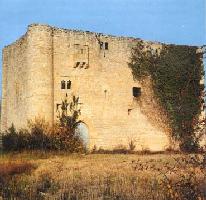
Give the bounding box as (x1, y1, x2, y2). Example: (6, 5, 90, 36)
(129, 41, 205, 152)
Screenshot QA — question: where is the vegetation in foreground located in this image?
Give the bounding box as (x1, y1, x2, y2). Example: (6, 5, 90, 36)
(0, 152, 205, 200)
(1, 96, 85, 153)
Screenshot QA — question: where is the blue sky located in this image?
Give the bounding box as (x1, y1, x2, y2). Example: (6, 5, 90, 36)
(0, 0, 205, 95)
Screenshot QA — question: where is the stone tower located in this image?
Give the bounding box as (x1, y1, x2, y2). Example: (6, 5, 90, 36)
(1, 24, 174, 151)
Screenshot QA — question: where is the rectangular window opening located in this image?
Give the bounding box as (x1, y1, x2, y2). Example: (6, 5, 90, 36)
(67, 80, 71, 89)
(133, 87, 141, 97)
(105, 42, 108, 50)
(61, 80, 66, 89)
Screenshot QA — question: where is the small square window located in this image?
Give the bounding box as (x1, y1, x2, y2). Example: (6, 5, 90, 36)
(133, 87, 141, 97)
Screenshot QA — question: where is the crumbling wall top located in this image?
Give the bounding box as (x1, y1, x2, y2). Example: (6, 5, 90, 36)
(3, 23, 200, 50)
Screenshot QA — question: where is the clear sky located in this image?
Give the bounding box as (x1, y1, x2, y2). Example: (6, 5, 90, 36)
(0, 0, 205, 95)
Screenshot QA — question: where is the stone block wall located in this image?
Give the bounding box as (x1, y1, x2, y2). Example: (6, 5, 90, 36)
(1, 34, 28, 130)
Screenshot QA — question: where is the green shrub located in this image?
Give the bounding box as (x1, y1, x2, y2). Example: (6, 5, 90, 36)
(2, 124, 19, 151)
(2, 122, 84, 152)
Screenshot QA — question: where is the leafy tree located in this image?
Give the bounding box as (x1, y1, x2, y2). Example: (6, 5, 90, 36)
(56, 95, 84, 152)
(58, 96, 82, 132)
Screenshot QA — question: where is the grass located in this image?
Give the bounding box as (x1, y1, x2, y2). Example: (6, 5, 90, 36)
(0, 161, 35, 177)
(0, 152, 205, 200)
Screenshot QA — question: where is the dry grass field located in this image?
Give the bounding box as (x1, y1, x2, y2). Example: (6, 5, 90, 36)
(0, 152, 205, 200)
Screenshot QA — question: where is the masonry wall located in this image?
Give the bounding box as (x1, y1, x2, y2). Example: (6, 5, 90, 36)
(51, 25, 170, 151)
(1, 24, 171, 151)
(1, 34, 28, 130)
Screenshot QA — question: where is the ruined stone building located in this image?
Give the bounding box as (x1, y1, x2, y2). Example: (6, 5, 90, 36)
(1, 24, 204, 150)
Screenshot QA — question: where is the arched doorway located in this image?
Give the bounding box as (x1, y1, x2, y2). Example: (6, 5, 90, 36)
(75, 122, 89, 149)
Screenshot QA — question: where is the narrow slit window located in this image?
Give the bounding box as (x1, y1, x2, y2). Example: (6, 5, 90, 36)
(61, 80, 66, 89)
(67, 80, 71, 89)
(105, 42, 108, 50)
(133, 87, 141, 97)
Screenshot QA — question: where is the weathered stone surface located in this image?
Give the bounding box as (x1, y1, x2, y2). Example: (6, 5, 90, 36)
(1, 24, 175, 151)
